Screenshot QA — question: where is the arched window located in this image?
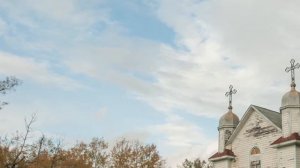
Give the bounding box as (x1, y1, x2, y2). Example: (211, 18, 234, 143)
(250, 147, 261, 168)
(251, 147, 260, 155)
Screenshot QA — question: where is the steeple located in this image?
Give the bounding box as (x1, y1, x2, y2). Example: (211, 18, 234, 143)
(218, 85, 239, 152)
(219, 85, 239, 128)
(281, 59, 300, 108)
(281, 59, 300, 137)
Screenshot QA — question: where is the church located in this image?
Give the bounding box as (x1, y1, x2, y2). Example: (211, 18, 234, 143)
(209, 59, 300, 168)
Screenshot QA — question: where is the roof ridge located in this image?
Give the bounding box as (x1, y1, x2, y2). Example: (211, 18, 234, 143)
(251, 104, 279, 113)
(252, 104, 282, 129)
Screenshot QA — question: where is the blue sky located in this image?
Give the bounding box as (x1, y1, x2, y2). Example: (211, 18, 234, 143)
(0, 0, 300, 167)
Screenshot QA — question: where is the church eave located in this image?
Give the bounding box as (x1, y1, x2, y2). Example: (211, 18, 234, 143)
(208, 149, 235, 161)
(280, 105, 300, 111)
(271, 132, 300, 148)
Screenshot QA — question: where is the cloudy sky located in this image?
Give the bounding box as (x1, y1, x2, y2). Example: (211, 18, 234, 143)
(0, 0, 299, 167)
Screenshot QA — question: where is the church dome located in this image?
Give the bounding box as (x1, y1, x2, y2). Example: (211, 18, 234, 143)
(281, 86, 300, 107)
(219, 110, 239, 128)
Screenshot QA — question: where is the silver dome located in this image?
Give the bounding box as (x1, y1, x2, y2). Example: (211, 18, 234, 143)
(281, 87, 300, 107)
(219, 110, 239, 128)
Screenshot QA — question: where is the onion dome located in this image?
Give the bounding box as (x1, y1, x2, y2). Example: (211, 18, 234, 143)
(282, 59, 300, 107)
(281, 84, 300, 107)
(219, 108, 240, 128)
(220, 85, 240, 128)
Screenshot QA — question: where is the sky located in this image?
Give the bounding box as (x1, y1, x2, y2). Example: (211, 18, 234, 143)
(0, 0, 299, 167)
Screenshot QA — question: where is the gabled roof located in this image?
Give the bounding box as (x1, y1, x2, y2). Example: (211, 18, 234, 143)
(252, 105, 282, 128)
(226, 105, 281, 144)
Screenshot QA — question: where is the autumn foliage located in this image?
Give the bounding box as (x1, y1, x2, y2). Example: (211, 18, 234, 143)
(0, 77, 212, 168)
(0, 115, 164, 168)
(0, 76, 164, 168)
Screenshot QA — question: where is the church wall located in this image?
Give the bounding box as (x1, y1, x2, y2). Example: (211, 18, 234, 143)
(282, 110, 290, 137)
(230, 110, 281, 168)
(213, 159, 231, 168)
(219, 127, 235, 152)
(282, 108, 300, 137)
(277, 145, 296, 167)
(291, 108, 300, 134)
(219, 129, 225, 152)
(297, 146, 300, 167)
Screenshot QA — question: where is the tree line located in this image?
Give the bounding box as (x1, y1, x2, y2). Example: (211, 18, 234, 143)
(0, 76, 211, 168)
(0, 114, 165, 168)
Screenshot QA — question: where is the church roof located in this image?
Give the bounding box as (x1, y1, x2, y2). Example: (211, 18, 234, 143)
(252, 105, 282, 128)
(226, 105, 282, 145)
(209, 149, 235, 160)
(219, 110, 240, 128)
(271, 132, 300, 145)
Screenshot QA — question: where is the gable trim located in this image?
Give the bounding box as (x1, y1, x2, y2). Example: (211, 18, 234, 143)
(226, 105, 281, 145)
(252, 105, 282, 131)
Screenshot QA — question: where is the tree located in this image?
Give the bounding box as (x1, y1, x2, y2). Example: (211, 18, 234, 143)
(178, 158, 212, 168)
(0, 77, 166, 167)
(87, 137, 109, 168)
(0, 76, 21, 109)
(110, 138, 165, 168)
(0, 91, 164, 168)
(25, 135, 62, 168)
(0, 114, 37, 168)
(0, 114, 64, 168)
(181, 159, 193, 168)
(60, 142, 91, 168)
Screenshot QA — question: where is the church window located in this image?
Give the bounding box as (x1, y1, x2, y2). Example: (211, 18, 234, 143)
(250, 147, 261, 168)
(250, 147, 260, 155)
(250, 160, 261, 168)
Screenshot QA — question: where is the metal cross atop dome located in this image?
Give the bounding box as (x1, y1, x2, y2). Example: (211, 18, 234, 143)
(225, 85, 237, 110)
(285, 59, 300, 87)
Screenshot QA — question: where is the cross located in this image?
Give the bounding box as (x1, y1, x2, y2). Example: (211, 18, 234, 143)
(225, 85, 237, 110)
(285, 59, 300, 87)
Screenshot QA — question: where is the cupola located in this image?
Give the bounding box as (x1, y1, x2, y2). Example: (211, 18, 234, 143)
(219, 85, 240, 129)
(281, 59, 300, 108)
(219, 108, 240, 128)
(281, 85, 300, 107)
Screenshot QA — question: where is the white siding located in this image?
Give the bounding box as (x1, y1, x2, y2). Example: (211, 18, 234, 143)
(278, 145, 296, 168)
(291, 108, 300, 134)
(219, 127, 236, 152)
(213, 159, 232, 168)
(281, 108, 300, 137)
(296, 146, 300, 167)
(282, 111, 290, 137)
(231, 110, 281, 168)
(219, 129, 225, 152)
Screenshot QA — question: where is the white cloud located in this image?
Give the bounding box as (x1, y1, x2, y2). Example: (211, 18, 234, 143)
(2, 0, 294, 118)
(0, 0, 105, 25)
(55, 0, 293, 118)
(149, 114, 217, 167)
(0, 52, 83, 90)
(1, 0, 299, 164)
(129, 0, 300, 118)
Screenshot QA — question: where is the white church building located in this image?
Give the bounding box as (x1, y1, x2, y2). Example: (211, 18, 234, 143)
(209, 59, 300, 168)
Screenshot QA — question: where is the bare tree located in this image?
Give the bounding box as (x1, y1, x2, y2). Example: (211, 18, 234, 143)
(0, 76, 21, 109)
(0, 114, 36, 168)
